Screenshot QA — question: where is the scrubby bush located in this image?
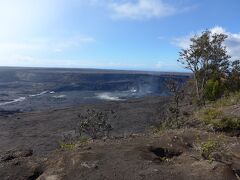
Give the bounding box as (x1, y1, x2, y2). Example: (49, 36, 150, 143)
(200, 139, 219, 161)
(59, 137, 89, 150)
(202, 108, 223, 123)
(199, 107, 240, 132)
(214, 91, 240, 107)
(59, 142, 76, 150)
(154, 115, 186, 133)
(78, 109, 114, 139)
(195, 135, 227, 162)
(212, 117, 240, 131)
(158, 77, 186, 131)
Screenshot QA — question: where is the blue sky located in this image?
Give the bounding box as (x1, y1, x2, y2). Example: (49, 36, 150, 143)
(0, 0, 240, 71)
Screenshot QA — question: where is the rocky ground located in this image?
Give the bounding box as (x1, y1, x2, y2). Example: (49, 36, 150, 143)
(0, 96, 167, 154)
(0, 96, 240, 180)
(0, 129, 239, 180)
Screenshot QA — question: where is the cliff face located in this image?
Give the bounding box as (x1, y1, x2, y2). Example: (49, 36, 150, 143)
(0, 67, 190, 94)
(0, 67, 190, 112)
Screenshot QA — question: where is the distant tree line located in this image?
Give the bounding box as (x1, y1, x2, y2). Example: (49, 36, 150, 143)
(178, 30, 240, 105)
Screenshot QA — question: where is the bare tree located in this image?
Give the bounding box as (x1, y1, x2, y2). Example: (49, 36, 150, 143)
(165, 78, 185, 122)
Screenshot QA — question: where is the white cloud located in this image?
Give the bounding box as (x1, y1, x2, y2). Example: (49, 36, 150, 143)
(108, 0, 176, 20)
(89, 0, 193, 20)
(171, 36, 192, 49)
(210, 26, 225, 34)
(171, 26, 240, 59)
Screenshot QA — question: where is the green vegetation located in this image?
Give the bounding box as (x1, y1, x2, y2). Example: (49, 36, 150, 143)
(178, 30, 240, 104)
(195, 135, 227, 162)
(212, 117, 240, 131)
(158, 30, 240, 135)
(158, 157, 172, 163)
(153, 116, 186, 134)
(201, 108, 223, 123)
(59, 142, 76, 150)
(200, 139, 220, 161)
(213, 91, 240, 107)
(198, 107, 240, 131)
(59, 137, 89, 150)
(204, 79, 222, 101)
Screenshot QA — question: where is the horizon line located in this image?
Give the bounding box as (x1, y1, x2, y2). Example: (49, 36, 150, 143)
(0, 65, 191, 75)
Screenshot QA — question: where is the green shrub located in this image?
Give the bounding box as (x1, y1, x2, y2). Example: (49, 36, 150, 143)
(200, 139, 219, 161)
(59, 142, 76, 150)
(196, 135, 227, 162)
(214, 91, 240, 107)
(202, 108, 223, 123)
(212, 117, 240, 131)
(154, 116, 186, 134)
(204, 79, 222, 101)
(59, 137, 89, 150)
(200, 108, 240, 131)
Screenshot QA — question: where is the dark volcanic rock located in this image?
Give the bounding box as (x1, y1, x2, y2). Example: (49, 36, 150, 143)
(0, 110, 21, 117)
(0, 96, 168, 154)
(0, 149, 43, 180)
(0, 149, 33, 162)
(0, 159, 43, 180)
(1, 129, 238, 180)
